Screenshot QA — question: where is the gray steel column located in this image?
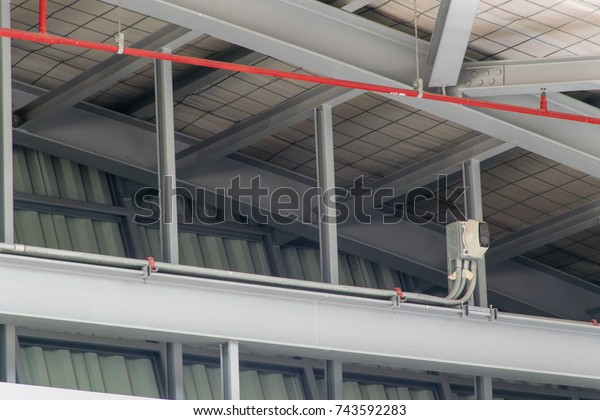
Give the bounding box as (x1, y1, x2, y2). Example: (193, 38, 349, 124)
(166, 343, 184, 399)
(0, 325, 16, 383)
(155, 47, 179, 264)
(463, 159, 488, 307)
(0, 0, 16, 384)
(315, 105, 339, 287)
(315, 104, 343, 400)
(222, 341, 240, 400)
(1, 0, 13, 244)
(301, 361, 322, 400)
(155, 48, 183, 398)
(325, 360, 343, 400)
(463, 159, 493, 400)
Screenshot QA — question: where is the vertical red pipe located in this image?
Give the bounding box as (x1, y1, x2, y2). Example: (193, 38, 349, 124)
(540, 91, 548, 112)
(39, 0, 47, 33)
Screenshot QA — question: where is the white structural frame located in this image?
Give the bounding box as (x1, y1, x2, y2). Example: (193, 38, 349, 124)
(0, 253, 599, 388)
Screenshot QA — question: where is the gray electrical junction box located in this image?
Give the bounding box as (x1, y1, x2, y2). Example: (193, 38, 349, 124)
(446, 220, 490, 273)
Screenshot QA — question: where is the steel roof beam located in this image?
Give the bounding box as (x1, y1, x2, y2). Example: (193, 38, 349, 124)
(176, 87, 360, 176)
(356, 135, 514, 203)
(332, 0, 374, 11)
(456, 55, 600, 97)
(2, 253, 600, 388)
(100, 0, 600, 180)
(337, 135, 516, 221)
(489, 257, 600, 321)
(487, 199, 600, 265)
(122, 47, 265, 120)
(15, 24, 198, 127)
(101, 0, 427, 91)
(121, 0, 370, 121)
(427, 0, 479, 88)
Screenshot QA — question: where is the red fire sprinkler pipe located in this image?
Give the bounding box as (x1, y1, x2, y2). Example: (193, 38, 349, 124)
(1, 25, 600, 127)
(38, 0, 47, 34)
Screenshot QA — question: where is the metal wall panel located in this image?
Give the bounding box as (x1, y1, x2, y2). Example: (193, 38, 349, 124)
(13, 146, 124, 256)
(140, 226, 271, 275)
(13, 146, 113, 205)
(319, 378, 435, 400)
(19, 345, 160, 398)
(14, 210, 126, 257)
(183, 363, 304, 400)
(281, 246, 403, 290)
(139, 225, 162, 258)
(183, 364, 217, 400)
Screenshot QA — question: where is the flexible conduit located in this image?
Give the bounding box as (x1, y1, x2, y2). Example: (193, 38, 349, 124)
(1, 13, 600, 125)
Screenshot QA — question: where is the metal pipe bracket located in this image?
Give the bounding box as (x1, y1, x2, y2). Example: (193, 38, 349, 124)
(461, 305, 498, 322)
(142, 256, 159, 283)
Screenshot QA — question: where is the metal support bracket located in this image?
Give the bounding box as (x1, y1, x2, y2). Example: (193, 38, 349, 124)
(413, 78, 424, 98)
(461, 305, 498, 322)
(457, 65, 504, 89)
(115, 32, 125, 54)
(142, 256, 158, 282)
(391, 287, 406, 308)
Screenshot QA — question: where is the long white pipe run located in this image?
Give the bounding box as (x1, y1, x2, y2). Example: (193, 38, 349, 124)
(0, 243, 484, 306)
(0, 243, 397, 300)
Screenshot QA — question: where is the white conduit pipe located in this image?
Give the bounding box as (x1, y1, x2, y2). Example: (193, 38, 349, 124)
(0, 243, 478, 307)
(0, 243, 396, 300)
